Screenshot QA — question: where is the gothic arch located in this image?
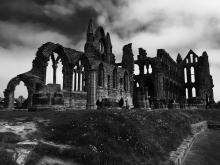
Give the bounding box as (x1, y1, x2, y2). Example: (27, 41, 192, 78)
(4, 74, 43, 109)
(72, 56, 90, 92)
(95, 27, 108, 54)
(32, 42, 70, 84)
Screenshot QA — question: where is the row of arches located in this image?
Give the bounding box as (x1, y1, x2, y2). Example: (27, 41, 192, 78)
(46, 54, 86, 92)
(46, 53, 63, 88)
(72, 61, 85, 92)
(134, 64, 153, 75)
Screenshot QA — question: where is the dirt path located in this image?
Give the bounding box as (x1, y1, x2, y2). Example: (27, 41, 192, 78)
(182, 129, 220, 165)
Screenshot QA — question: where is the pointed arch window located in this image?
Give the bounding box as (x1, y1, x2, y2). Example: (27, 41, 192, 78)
(195, 57, 198, 62)
(186, 88, 189, 99)
(184, 68, 187, 83)
(72, 60, 85, 91)
(144, 65, 147, 74)
(99, 41, 105, 54)
(46, 52, 63, 88)
(134, 64, 140, 75)
(191, 67, 195, 83)
(148, 64, 152, 74)
(190, 54, 194, 63)
(192, 87, 196, 97)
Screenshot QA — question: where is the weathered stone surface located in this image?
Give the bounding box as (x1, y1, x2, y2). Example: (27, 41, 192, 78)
(3, 19, 214, 111)
(134, 48, 214, 109)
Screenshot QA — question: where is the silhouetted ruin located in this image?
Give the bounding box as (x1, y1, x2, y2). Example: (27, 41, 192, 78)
(3, 20, 214, 110)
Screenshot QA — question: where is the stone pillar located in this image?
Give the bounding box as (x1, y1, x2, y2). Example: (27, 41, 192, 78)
(134, 87, 146, 109)
(8, 92, 14, 109)
(52, 63, 57, 84)
(145, 87, 151, 110)
(27, 89, 34, 107)
(42, 64, 47, 84)
(154, 73, 163, 99)
(63, 67, 73, 92)
(86, 69, 97, 110)
(78, 70, 81, 91)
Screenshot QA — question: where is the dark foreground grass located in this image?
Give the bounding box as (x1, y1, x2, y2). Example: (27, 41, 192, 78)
(0, 109, 219, 165)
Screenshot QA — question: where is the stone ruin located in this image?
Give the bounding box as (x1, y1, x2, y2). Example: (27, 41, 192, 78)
(3, 20, 214, 111)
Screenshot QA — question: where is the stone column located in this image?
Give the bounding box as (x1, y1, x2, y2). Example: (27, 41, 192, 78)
(52, 63, 57, 84)
(8, 92, 14, 109)
(145, 87, 151, 110)
(78, 70, 81, 91)
(42, 64, 48, 84)
(63, 67, 73, 92)
(86, 69, 97, 110)
(154, 73, 163, 99)
(134, 87, 146, 109)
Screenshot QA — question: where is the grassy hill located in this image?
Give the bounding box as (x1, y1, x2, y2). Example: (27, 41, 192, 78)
(0, 109, 219, 165)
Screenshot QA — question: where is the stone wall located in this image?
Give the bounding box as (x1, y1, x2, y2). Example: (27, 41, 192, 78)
(169, 121, 208, 165)
(96, 63, 132, 105)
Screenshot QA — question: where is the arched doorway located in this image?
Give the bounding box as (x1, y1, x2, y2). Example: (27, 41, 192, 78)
(14, 81, 28, 109)
(4, 76, 33, 109)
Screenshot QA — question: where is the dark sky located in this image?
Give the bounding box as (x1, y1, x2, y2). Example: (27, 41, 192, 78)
(0, 0, 220, 101)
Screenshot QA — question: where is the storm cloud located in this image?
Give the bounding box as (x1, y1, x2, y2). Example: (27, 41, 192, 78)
(0, 0, 220, 101)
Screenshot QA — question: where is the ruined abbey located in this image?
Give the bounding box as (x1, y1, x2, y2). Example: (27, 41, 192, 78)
(3, 20, 214, 110)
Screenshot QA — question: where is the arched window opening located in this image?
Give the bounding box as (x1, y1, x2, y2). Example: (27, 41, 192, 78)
(186, 58, 189, 63)
(124, 72, 129, 91)
(195, 57, 198, 62)
(192, 87, 196, 97)
(98, 64, 104, 87)
(144, 65, 147, 74)
(134, 64, 140, 75)
(72, 60, 85, 92)
(136, 82, 139, 87)
(191, 67, 195, 83)
(99, 41, 104, 54)
(190, 54, 193, 63)
(113, 68, 117, 89)
(14, 81, 28, 109)
(184, 68, 187, 83)
(14, 81, 28, 99)
(185, 88, 188, 99)
(46, 57, 53, 85)
(148, 64, 152, 74)
(46, 53, 63, 89)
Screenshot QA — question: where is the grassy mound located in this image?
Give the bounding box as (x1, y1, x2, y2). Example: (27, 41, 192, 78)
(0, 109, 219, 165)
(33, 110, 199, 165)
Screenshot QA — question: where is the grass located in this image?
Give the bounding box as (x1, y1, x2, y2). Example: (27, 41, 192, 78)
(0, 150, 17, 165)
(0, 109, 219, 165)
